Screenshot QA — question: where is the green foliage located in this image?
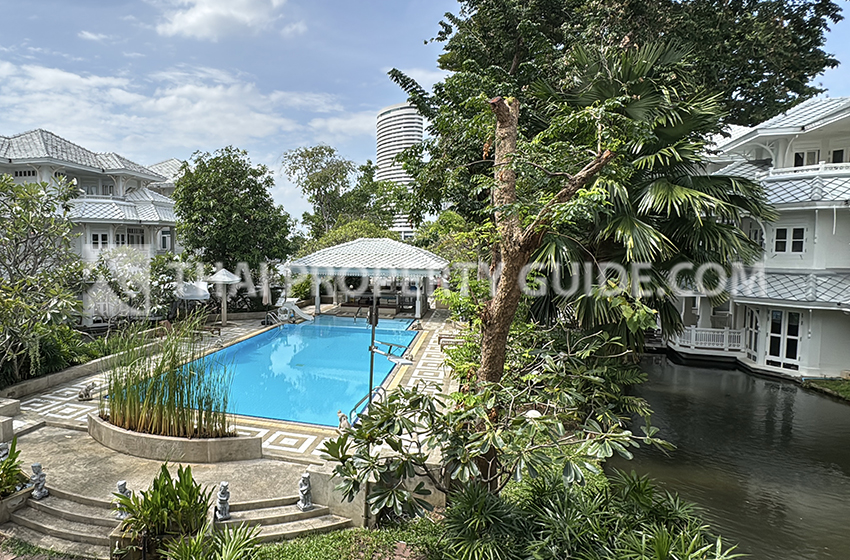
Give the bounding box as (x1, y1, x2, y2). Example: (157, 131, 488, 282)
(115, 463, 212, 550)
(174, 147, 295, 270)
(163, 521, 261, 560)
(803, 378, 850, 402)
(281, 146, 406, 239)
(0, 438, 23, 498)
(100, 314, 232, 438)
(322, 326, 669, 517)
(443, 470, 741, 560)
(0, 175, 82, 382)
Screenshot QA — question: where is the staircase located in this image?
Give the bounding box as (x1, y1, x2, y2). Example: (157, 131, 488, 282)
(219, 496, 351, 541)
(2, 486, 115, 559)
(0, 489, 351, 559)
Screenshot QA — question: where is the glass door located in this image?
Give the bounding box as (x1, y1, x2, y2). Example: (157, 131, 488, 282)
(745, 306, 760, 362)
(766, 310, 801, 371)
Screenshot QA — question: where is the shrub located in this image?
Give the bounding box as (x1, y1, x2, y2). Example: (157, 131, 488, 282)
(115, 463, 212, 555)
(163, 521, 261, 560)
(0, 438, 23, 497)
(100, 313, 233, 438)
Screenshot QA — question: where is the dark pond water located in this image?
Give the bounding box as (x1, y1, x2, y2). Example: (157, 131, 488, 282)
(607, 356, 850, 560)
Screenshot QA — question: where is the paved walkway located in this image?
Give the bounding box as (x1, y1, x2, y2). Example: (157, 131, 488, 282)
(11, 309, 455, 462)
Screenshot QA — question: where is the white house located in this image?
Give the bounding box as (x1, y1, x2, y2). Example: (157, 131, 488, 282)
(666, 98, 850, 378)
(0, 129, 179, 323)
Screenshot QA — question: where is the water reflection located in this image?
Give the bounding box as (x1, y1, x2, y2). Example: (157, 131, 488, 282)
(607, 357, 850, 560)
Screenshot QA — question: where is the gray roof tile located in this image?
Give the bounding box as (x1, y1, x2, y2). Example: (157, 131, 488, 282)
(289, 238, 448, 276)
(757, 97, 850, 129)
(732, 272, 850, 304)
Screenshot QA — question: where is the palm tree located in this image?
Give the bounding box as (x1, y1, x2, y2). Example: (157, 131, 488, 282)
(525, 43, 777, 347)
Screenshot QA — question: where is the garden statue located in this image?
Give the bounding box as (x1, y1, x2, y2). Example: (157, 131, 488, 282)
(0, 442, 8, 462)
(77, 381, 97, 401)
(297, 472, 313, 512)
(412, 320, 423, 331)
(215, 481, 231, 521)
(30, 463, 48, 500)
(114, 481, 131, 520)
(337, 410, 351, 433)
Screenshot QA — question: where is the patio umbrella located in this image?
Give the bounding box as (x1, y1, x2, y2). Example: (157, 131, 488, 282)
(207, 268, 241, 327)
(261, 268, 272, 307)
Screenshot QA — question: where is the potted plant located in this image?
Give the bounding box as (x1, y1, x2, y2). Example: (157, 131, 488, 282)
(111, 463, 212, 560)
(0, 438, 32, 523)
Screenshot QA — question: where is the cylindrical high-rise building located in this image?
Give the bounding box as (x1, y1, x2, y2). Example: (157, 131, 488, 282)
(376, 103, 424, 240)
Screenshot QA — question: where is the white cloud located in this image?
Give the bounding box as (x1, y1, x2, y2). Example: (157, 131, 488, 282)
(78, 31, 112, 42)
(123, 52, 146, 58)
(281, 20, 307, 37)
(155, 0, 288, 41)
(308, 111, 376, 144)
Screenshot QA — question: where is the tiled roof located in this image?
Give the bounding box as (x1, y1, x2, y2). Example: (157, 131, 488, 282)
(714, 159, 771, 181)
(148, 158, 184, 182)
(732, 272, 850, 305)
(288, 238, 449, 277)
(0, 129, 163, 179)
(759, 176, 850, 204)
(70, 187, 175, 225)
(757, 97, 850, 130)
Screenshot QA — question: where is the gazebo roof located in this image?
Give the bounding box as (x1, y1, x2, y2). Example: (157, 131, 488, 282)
(286, 238, 449, 277)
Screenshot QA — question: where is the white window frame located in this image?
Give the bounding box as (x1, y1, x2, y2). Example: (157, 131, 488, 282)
(90, 232, 109, 252)
(773, 226, 807, 254)
(159, 230, 172, 251)
(793, 149, 820, 167)
(766, 309, 802, 371)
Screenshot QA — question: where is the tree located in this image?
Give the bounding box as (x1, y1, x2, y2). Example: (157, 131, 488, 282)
(281, 146, 406, 239)
(391, 0, 840, 221)
(0, 176, 82, 379)
(174, 147, 295, 270)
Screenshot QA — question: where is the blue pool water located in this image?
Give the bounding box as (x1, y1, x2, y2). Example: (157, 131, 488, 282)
(200, 316, 417, 426)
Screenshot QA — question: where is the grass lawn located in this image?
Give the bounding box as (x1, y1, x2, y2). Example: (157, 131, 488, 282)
(803, 378, 850, 402)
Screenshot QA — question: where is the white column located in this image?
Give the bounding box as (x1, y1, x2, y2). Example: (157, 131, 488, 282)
(697, 296, 713, 328)
(415, 277, 422, 319)
(314, 276, 322, 315)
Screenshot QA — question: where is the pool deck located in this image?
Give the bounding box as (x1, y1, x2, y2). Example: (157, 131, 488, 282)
(9, 307, 455, 463)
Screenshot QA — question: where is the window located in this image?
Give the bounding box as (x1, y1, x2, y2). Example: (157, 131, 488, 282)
(83, 184, 98, 196)
(90, 233, 108, 251)
(115, 233, 126, 246)
(774, 227, 805, 253)
(102, 183, 114, 196)
(13, 170, 36, 178)
(160, 231, 172, 251)
(745, 306, 760, 362)
(794, 150, 820, 167)
(748, 223, 764, 248)
(833, 149, 844, 164)
(127, 228, 145, 246)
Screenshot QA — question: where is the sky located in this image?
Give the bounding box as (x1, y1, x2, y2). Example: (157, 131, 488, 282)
(1, 0, 850, 223)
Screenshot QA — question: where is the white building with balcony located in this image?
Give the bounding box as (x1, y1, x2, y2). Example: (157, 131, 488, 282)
(0, 129, 178, 323)
(666, 98, 850, 378)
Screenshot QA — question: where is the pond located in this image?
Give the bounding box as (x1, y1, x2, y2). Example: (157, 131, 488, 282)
(608, 356, 850, 560)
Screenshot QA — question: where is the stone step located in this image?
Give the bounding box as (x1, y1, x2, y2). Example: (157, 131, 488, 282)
(47, 485, 113, 509)
(0, 522, 110, 560)
(230, 495, 298, 512)
(11, 506, 111, 546)
(26, 494, 118, 528)
(255, 514, 352, 542)
(217, 503, 330, 527)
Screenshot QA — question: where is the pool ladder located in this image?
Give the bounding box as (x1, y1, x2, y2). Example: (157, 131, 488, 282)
(349, 386, 387, 425)
(353, 306, 365, 322)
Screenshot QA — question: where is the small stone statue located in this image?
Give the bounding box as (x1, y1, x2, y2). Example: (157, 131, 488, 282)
(412, 320, 423, 331)
(0, 442, 9, 462)
(337, 410, 351, 433)
(215, 481, 231, 521)
(297, 472, 313, 512)
(77, 381, 97, 401)
(30, 463, 48, 500)
(114, 480, 131, 520)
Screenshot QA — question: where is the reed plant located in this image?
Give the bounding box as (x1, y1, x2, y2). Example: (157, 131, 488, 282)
(100, 313, 233, 438)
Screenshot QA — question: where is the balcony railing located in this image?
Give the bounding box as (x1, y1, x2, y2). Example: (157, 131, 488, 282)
(768, 161, 850, 179)
(668, 326, 744, 352)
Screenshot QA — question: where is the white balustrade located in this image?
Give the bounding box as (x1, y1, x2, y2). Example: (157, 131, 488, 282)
(669, 326, 744, 352)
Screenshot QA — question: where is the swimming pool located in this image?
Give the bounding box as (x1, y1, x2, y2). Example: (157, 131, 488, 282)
(201, 315, 417, 426)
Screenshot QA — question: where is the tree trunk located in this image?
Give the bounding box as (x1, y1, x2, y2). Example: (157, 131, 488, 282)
(478, 97, 526, 384)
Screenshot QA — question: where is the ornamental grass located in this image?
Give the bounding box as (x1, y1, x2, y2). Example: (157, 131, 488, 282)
(99, 313, 233, 438)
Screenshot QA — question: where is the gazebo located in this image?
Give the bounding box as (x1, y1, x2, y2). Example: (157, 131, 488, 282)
(284, 238, 449, 319)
